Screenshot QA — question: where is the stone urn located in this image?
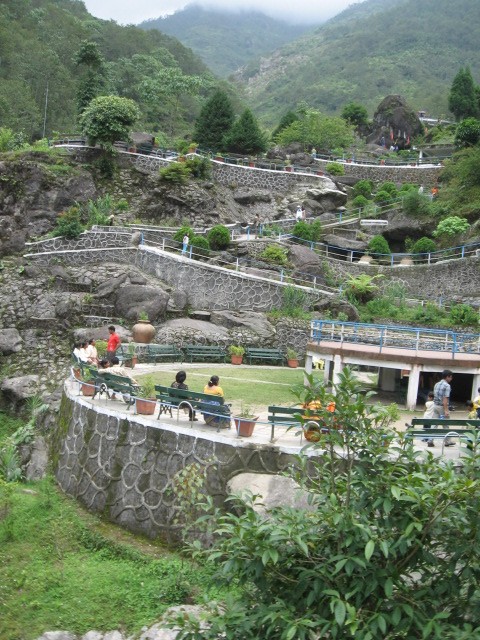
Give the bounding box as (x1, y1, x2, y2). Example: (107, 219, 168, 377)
(132, 320, 155, 344)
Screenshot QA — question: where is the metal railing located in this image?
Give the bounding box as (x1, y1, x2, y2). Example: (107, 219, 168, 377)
(310, 320, 480, 357)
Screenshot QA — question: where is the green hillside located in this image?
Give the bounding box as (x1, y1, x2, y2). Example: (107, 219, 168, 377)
(140, 5, 315, 78)
(236, 0, 480, 125)
(0, 0, 216, 139)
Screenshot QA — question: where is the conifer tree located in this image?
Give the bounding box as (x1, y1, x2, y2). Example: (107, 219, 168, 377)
(193, 90, 235, 151)
(448, 67, 479, 121)
(224, 108, 267, 155)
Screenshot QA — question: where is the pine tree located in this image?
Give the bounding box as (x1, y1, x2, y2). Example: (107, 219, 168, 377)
(224, 108, 267, 155)
(272, 110, 299, 140)
(193, 90, 235, 151)
(448, 67, 479, 121)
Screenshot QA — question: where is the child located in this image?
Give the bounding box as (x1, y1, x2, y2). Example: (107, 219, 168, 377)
(423, 392, 435, 445)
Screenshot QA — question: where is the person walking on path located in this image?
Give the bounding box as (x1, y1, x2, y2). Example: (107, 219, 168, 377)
(182, 234, 189, 255)
(433, 370, 454, 445)
(106, 325, 121, 363)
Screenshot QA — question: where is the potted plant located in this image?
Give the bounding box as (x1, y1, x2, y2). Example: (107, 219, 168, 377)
(132, 310, 155, 344)
(80, 369, 95, 397)
(233, 404, 259, 437)
(135, 376, 156, 415)
(229, 345, 245, 365)
(286, 348, 299, 368)
(125, 342, 138, 368)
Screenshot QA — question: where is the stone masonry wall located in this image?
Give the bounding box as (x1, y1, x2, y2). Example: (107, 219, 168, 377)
(26, 245, 329, 311)
(315, 159, 442, 187)
(55, 387, 297, 543)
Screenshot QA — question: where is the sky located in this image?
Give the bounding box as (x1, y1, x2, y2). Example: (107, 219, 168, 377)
(82, 0, 363, 26)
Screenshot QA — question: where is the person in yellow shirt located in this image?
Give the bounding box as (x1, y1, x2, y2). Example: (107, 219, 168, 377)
(203, 375, 229, 428)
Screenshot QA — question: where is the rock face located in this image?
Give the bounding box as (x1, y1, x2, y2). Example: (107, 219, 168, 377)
(0, 156, 97, 257)
(0, 375, 39, 412)
(114, 285, 170, 322)
(368, 95, 423, 147)
(0, 328, 23, 354)
(383, 209, 436, 243)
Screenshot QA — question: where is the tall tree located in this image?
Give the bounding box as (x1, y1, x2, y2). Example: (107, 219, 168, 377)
(341, 102, 369, 127)
(194, 90, 234, 151)
(448, 67, 479, 121)
(271, 110, 299, 141)
(224, 108, 267, 155)
(74, 41, 105, 116)
(79, 95, 140, 150)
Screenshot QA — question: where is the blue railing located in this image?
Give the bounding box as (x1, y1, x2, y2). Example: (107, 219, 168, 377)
(310, 320, 480, 358)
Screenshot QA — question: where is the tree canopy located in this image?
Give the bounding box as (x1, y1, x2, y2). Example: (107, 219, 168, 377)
(79, 96, 140, 149)
(194, 90, 235, 151)
(275, 108, 355, 151)
(224, 108, 267, 155)
(448, 67, 479, 121)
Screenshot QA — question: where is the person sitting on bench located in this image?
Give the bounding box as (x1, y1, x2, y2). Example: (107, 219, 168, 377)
(171, 370, 197, 421)
(203, 375, 230, 428)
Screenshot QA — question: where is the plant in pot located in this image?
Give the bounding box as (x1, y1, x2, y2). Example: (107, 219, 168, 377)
(229, 345, 245, 365)
(286, 348, 299, 368)
(135, 376, 156, 415)
(234, 404, 259, 437)
(80, 369, 95, 397)
(132, 310, 155, 344)
(125, 342, 137, 368)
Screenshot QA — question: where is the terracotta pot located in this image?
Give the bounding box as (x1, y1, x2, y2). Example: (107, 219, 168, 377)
(136, 398, 156, 415)
(285, 166, 293, 172)
(81, 381, 95, 397)
(231, 355, 243, 365)
(132, 321, 155, 344)
(73, 368, 81, 380)
(304, 424, 322, 442)
(234, 416, 258, 437)
(287, 359, 299, 368)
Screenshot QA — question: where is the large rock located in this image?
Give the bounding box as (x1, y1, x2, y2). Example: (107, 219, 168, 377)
(305, 187, 347, 208)
(323, 233, 368, 251)
(313, 298, 360, 322)
(0, 328, 23, 354)
(0, 375, 39, 412)
(73, 326, 132, 343)
(155, 318, 230, 344)
(209, 310, 275, 339)
(25, 436, 48, 481)
(114, 285, 169, 322)
(233, 190, 272, 205)
(94, 274, 129, 300)
(368, 94, 423, 147)
(228, 473, 313, 514)
(383, 210, 435, 242)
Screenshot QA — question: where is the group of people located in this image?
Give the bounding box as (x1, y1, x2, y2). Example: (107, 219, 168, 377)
(171, 371, 229, 428)
(72, 326, 122, 367)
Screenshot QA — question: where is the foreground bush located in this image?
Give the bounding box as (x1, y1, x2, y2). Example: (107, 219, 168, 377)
(207, 225, 230, 251)
(175, 369, 480, 639)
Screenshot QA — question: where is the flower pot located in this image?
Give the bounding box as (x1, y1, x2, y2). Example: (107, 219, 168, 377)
(214, 156, 224, 162)
(132, 321, 155, 344)
(73, 368, 81, 380)
(285, 166, 293, 172)
(136, 397, 156, 415)
(304, 424, 322, 442)
(81, 381, 95, 397)
(125, 355, 138, 368)
(287, 359, 299, 368)
(231, 355, 243, 365)
(234, 416, 259, 437)
(248, 162, 255, 167)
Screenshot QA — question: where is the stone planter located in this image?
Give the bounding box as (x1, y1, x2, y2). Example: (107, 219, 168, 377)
(234, 416, 259, 437)
(132, 321, 155, 344)
(231, 355, 243, 365)
(81, 381, 95, 397)
(135, 397, 156, 415)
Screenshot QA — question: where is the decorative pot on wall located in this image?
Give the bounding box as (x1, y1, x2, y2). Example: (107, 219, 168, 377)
(287, 359, 299, 369)
(234, 416, 259, 437)
(132, 321, 155, 344)
(135, 398, 156, 415)
(81, 381, 95, 397)
(231, 355, 243, 365)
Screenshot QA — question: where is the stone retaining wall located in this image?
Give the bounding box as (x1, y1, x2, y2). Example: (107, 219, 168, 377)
(315, 159, 442, 186)
(25, 245, 329, 311)
(25, 231, 131, 254)
(54, 386, 298, 543)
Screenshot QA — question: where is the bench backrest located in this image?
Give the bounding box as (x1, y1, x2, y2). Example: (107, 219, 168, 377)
(100, 372, 137, 389)
(184, 345, 225, 353)
(155, 384, 225, 405)
(267, 405, 303, 423)
(411, 418, 480, 428)
(148, 344, 182, 353)
(247, 348, 283, 355)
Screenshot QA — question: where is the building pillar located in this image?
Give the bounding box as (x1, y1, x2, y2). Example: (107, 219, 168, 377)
(304, 354, 313, 386)
(332, 355, 343, 389)
(406, 365, 421, 410)
(324, 359, 331, 385)
(378, 367, 396, 392)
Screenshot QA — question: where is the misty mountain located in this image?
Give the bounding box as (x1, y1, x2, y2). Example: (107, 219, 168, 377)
(234, 0, 480, 125)
(139, 4, 317, 77)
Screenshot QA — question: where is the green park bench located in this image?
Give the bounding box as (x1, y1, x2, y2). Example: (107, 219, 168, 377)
(183, 344, 227, 363)
(405, 417, 480, 446)
(267, 405, 328, 442)
(155, 384, 231, 430)
(245, 348, 286, 366)
(95, 372, 140, 409)
(146, 344, 183, 363)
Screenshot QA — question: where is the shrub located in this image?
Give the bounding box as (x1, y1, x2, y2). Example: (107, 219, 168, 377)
(352, 179, 373, 199)
(51, 206, 84, 238)
(352, 195, 369, 210)
(412, 302, 447, 325)
(325, 161, 345, 175)
(173, 225, 194, 243)
(378, 181, 398, 196)
(291, 220, 322, 244)
(374, 189, 393, 205)
(344, 273, 383, 304)
(367, 235, 391, 256)
(402, 190, 431, 216)
(433, 216, 470, 237)
(185, 156, 211, 179)
(449, 303, 478, 326)
(411, 236, 437, 256)
(190, 235, 210, 259)
(159, 162, 191, 184)
(260, 244, 288, 266)
(207, 225, 230, 251)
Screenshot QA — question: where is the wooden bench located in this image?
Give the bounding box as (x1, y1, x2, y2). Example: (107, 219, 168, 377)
(146, 344, 183, 363)
(245, 348, 286, 366)
(95, 372, 140, 409)
(155, 385, 231, 430)
(267, 405, 327, 442)
(405, 418, 480, 446)
(183, 344, 227, 363)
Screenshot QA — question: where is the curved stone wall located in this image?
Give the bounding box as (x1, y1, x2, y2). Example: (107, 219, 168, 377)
(54, 386, 298, 542)
(25, 245, 329, 311)
(314, 158, 442, 186)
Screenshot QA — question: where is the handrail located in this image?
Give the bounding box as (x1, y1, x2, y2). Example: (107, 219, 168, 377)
(310, 320, 480, 358)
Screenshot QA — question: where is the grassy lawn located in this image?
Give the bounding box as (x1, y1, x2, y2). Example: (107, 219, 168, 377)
(0, 477, 230, 640)
(135, 366, 323, 413)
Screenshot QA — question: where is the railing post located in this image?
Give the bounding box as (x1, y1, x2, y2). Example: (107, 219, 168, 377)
(189, 246, 193, 259)
(461, 245, 465, 258)
(379, 327, 384, 352)
(313, 276, 317, 289)
(280, 269, 284, 282)
(236, 257, 239, 271)
(140, 233, 144, 245)
(162, 238, 165, 251)
(349, 251, 353, 262)
(246, 226, 250, 240)
(339, 211, 342, 223)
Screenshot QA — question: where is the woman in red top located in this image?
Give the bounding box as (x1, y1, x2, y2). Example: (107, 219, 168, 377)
(106, 325, 121, 362)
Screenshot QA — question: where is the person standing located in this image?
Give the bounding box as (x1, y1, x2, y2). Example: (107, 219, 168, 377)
(433, 370, 454, 445)
(295, 206, 303, 222)
(182, 234, 189, 255)
(106, 325, 121, 362)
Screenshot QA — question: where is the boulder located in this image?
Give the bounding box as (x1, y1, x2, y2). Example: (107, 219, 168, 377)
(323, 233, 368, 251)
(383, 210, 435, 242)
(94, 274, 128, 300)
(114, 285, 169, 322)
(228, 473, 313, 514)
(25, 436, 48, 481)
(209, 310, 275, 339)
(0, 375, 39, 412)
(0, 328, 23, 355)
(155, 318, 230, 344)
(233, 190, 272, 205)
(304, 187, 347, 208)
(368, 94, 423, 147)
(288, 244, 324, 272)
(73, 326, 131, 343)
(313, 298, 360, 322)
